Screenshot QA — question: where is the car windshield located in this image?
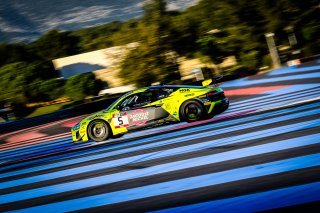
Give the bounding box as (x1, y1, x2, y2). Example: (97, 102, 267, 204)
(120, 95, 138, 108)
(104, 93, 131, 111)
(103, 87, 171, 111)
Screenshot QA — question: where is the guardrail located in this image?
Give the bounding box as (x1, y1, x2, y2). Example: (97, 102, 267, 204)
(0, 96, 119, 134)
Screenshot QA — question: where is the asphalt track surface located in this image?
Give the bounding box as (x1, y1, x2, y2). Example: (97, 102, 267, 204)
(0, 61, 320, 212)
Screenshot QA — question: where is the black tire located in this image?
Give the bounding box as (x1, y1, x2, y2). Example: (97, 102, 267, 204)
(87, 120, 110, 142)
(180, 100, 206, 122)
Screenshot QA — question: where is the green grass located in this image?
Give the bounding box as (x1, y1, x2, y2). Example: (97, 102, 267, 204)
(26, 102, 70, 118)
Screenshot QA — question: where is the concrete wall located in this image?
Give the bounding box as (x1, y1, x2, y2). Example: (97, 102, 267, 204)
(52, 43, 138, 87)
(53, 42, 237, 88)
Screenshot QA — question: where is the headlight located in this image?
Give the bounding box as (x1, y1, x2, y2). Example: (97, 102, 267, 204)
(73, 122, 81, 130)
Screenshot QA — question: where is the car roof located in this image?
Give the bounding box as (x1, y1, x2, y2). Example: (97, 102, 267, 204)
(123, 84, 204, 97)
(147, 85, 203, 89)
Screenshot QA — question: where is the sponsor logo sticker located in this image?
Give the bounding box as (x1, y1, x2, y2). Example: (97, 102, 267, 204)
(185, 93, 194, 97)
(180, 88, 190, 92)
(129, 109, 150, 126)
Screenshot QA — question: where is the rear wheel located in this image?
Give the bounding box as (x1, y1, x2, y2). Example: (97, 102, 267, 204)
(180, 100, 206, 122)
(87, 120, 110, 142)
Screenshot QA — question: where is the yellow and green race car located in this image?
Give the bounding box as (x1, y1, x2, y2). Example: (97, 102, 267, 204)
(71, 79, 229, 142)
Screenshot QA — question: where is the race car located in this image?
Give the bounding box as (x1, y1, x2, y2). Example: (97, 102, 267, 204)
(71, 79, 229, 142)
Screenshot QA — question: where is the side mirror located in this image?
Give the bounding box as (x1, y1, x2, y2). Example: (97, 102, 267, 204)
(116, 105, 130, 111)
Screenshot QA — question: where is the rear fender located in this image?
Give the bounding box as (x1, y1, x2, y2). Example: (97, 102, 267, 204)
(179, 98, 206, 121)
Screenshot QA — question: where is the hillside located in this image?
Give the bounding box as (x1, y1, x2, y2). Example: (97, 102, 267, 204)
(0, 0, 197, 42)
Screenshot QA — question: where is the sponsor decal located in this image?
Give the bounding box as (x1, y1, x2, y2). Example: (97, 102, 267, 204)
(112, 113, 129, 128)
(185, 93, 194, 97)
(180, 88, 190, 92)
(87, 114, 103, 121)
(129, 109, 150, 126)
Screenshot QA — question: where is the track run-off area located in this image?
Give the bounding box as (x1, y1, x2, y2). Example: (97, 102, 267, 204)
(0, 61, 320, 212)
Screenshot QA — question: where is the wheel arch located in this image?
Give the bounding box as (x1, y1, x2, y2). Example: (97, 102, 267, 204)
(86, 119, 113, 140)
(179, 98, 206, 122)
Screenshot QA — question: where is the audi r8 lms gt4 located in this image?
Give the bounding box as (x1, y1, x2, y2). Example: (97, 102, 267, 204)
(71, 79, 229, 142)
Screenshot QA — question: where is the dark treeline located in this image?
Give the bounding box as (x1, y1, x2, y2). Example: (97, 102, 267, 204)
(0, 0, 319, 105)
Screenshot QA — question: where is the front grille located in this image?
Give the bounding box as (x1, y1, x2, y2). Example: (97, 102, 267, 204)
(76, 131, 82, 141)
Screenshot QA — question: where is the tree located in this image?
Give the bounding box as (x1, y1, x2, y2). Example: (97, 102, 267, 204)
(119, 0, 180, 87)
(64, 73, 104, 101)
(120, 43, 180, 87)
(27, 79, 65, 102)
(240, 50, 260, 70)
(0, 43, 36, 67)
(167, 13, 199, 56)
(0, 62, 32, 103)
(30, 30, 80, 61)
(0, 62, 63, 104)
(72, 21, 126, 51)
(143, 0, 167, 25)
(197, 35, 228, 64)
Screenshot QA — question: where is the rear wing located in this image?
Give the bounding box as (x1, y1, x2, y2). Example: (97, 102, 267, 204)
(202, 75, 223, 87)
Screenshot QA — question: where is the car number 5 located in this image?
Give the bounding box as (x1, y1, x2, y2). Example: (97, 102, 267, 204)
(118, 116, 123, 125)
(113, 114, 129, 128)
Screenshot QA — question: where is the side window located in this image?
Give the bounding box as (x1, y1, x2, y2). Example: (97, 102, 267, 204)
(117, 91, 155, 110)
(121, 95, 138, 108)
(134, 91, 155, 107)
(154, 88, 174, 99)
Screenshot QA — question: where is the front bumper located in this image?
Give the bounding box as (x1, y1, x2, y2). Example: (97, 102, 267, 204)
(71, 128, 89, 142)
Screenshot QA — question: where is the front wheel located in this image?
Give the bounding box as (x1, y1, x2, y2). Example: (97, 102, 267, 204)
(87, 120, 110, 142)
(180, 100, 206, 122)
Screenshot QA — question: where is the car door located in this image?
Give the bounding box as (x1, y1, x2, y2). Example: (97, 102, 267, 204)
(115, 91, 158, 130)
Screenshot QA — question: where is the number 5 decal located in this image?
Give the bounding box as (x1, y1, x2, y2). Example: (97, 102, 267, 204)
(113, 113, 129, 128)
(118, 117, 123, 125)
